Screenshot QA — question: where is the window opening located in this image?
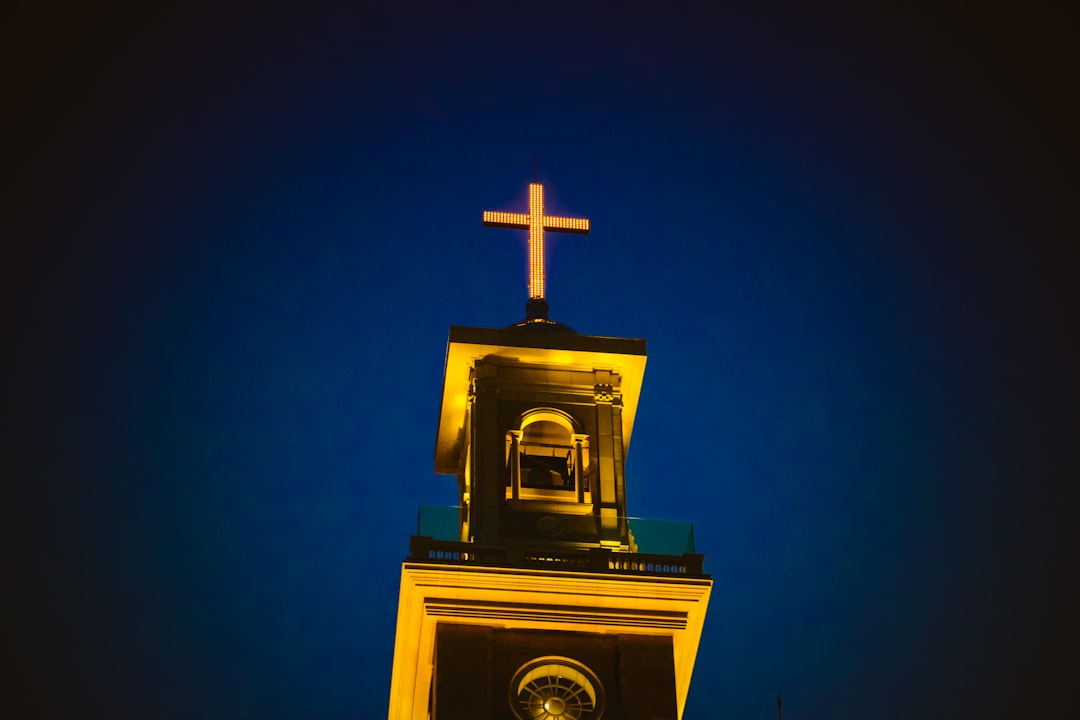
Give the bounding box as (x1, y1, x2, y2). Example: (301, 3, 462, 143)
(506, 411, 589, 502)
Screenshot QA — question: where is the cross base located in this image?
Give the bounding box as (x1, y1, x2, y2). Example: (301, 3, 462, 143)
(508, 297, 576, 333)
(525, 298, 549, 320)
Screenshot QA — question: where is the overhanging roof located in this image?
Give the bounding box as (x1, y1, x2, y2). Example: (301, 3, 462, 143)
(435, 326, 648, 474)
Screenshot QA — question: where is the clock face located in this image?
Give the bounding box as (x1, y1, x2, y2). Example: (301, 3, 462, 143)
(509, 656, 604, 720)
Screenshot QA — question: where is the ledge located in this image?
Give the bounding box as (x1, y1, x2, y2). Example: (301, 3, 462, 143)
(408, 536, 708, 579)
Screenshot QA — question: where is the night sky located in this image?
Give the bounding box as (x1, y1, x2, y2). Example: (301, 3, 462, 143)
(7, 4, 1076, 718)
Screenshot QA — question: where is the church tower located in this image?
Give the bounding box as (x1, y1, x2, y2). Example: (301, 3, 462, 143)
(388, 181, 711, 720)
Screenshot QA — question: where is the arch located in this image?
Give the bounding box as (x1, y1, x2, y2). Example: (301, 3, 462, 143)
(516, 407, 581, 434)
(509, 655, 605, 720)
(506, 408, 590, 502)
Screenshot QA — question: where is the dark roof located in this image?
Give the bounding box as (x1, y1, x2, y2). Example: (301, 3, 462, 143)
(507, 298, 577, 333)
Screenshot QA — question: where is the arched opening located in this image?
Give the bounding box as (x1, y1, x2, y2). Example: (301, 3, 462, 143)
(509, 656, 604, 720)
(506, 409, 589, 503)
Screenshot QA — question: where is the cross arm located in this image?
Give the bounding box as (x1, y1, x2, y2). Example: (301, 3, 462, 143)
(543, 216, 591, 235)
(482, 211, 530, 230)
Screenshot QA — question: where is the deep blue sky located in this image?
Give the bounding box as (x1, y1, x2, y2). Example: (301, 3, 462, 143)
(7, 4, 1076, 718)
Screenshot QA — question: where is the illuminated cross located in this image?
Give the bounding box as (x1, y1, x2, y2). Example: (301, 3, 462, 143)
(483, 182, 590, 300)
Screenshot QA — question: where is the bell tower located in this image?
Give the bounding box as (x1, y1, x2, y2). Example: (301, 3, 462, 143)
(388, 180, 711, 720)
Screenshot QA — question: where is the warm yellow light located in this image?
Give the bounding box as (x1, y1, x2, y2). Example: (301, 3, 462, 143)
(529, 183, 544, 298)
(544, 216, 590, 232)
(482, 211, 530, 227)
(388, 564, 710, 720)
(482, 182, 591, 300)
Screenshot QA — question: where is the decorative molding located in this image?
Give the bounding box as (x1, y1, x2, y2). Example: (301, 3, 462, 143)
(426, 598, 687, 630)
(593, 384, 614, 403)
(472, 376, 499, 399)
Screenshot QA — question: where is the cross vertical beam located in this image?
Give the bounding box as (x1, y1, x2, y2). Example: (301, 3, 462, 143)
(528, 183, 544, 299)
(483, 182, 590, 300)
